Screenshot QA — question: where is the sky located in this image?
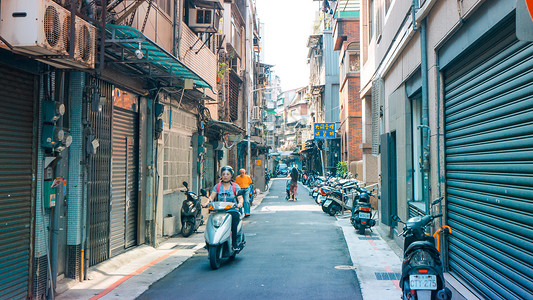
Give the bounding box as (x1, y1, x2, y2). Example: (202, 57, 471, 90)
(255, 0, 320, 91)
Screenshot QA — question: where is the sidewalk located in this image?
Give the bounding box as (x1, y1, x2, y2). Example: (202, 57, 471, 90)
(56, 191, 268, 300)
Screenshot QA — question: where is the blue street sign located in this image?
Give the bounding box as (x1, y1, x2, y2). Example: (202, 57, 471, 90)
(314, 122, 336, 139)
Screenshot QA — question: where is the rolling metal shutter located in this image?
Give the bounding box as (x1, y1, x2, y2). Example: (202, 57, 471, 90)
(87, 78, 113, 267)
(110, 106, 139, 256)
(0, 65, 36, 299)
(443, 24, 533, 299)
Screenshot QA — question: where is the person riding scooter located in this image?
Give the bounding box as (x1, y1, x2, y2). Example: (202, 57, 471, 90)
(203, 166, 244, 250)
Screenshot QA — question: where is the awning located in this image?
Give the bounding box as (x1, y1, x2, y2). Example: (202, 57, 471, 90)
(205, 120, 245, 135)
(105, 24, 212, 90)
(300, 147, 314, 154)
(191, 0, 224, 10)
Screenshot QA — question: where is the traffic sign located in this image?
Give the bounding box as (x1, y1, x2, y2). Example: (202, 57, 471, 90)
(314, 122, 336, 139)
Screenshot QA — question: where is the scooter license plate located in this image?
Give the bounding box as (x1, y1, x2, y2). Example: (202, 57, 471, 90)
(312, 191, 318, 197)
(409, 275, 437, 290)
(317, 195, 325, 203)
(323, 200, 332, 207)
(358, 212, 371, 219)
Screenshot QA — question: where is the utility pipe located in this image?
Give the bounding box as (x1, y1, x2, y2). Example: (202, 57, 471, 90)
(173, 0, 178, 57)
(420, 16, 431, 213)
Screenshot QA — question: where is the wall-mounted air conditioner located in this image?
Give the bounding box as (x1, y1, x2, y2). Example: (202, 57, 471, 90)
(188, 8, 220, 33)
(0, 0, 96, 69)
(251, 106, 261, 121)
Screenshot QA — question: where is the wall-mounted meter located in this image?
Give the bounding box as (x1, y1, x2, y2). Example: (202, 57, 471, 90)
(43, 101, 65, 123)
(42, 125, 64, 149)
(43, 180, 56, 208)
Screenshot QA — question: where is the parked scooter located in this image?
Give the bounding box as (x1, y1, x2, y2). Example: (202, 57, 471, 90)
(392, 197, 452, 300)
(202, 189, 246, 270)
(350, 185, 377, 235)
(180, 181, 204, 237)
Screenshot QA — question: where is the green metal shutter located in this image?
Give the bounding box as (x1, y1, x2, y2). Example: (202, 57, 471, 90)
(443, 26, 533, 299)
(110, 106, 139, 256)
(0, 65, 36, 299)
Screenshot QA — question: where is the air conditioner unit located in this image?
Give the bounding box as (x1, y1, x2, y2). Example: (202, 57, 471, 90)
(251, 106, 261, 121)
(0, 0, 96, 69)
(188, 8, 220, 33)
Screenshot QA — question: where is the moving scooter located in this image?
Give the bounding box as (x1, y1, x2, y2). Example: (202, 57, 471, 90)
(203, 189, 246, 270)
(350, 186, 377, 235)
(180, 181, 203, 237)
(392, 197, 452, 300)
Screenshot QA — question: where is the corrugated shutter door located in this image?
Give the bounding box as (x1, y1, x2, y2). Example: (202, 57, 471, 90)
(443, 25, 533, 299)
(0, 65, 35, 299)
(110, 107, 138, 256)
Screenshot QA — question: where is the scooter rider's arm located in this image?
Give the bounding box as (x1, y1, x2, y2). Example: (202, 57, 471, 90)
(203, 191, 217, 208)
(236, 195, 244, 208)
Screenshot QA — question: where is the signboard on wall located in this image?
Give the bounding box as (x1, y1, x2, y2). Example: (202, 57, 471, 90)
(314, 123, 336, 139)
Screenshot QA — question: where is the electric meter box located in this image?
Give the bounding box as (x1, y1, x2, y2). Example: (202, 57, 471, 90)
(44, 181, 56, 208)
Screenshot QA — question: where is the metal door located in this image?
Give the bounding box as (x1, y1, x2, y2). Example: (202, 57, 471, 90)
(110, 106, 139, 256)
(0, 65, 36, 299)
(87, 78, 113, 267)
(443, 22, 533, 299)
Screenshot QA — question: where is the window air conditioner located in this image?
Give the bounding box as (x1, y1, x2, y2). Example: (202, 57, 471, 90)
(0, 0, 96, 69)
(188, 8, 220, 33)
(251, 106, 261, 121)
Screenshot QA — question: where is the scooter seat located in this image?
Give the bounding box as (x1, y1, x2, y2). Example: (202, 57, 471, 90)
(405, 240, 439, 257)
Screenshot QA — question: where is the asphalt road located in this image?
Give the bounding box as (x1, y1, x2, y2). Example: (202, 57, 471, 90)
(137, 179, 363, 300)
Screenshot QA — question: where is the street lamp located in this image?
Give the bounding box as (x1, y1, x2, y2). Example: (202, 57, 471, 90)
(247, 85, 279, 174)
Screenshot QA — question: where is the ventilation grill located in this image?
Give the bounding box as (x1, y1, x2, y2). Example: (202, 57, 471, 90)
(77, 23, 91, 62)
(371, 78, 383, 156)
(44, 5, 61, 47)
(33, 255, 48, 299)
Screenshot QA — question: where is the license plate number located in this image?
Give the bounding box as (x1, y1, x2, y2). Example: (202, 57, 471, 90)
(358, 212, 371, 219)
(323, 200, 332, 207)
(312, 192, 318, 197)
(409, 275, 437, 290)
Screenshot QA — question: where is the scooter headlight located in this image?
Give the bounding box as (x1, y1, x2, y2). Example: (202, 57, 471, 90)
(409, 250, 435, 267)
(212, 213, 226, 228)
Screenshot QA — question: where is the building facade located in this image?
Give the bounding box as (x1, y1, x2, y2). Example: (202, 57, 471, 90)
(360, 0, 533, 298)
(0, 0, 262, 298)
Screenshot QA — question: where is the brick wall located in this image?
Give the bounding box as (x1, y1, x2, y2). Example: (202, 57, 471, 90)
(337, 18, 362, 163)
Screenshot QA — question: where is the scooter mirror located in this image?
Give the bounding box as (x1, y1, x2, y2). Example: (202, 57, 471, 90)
(431, 197, 444, 206)
(391, 215, 403, 223)
(183, 181, 189, 189)
(200, 189, 207, 197)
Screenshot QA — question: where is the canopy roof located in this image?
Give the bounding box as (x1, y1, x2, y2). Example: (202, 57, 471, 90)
(105, 24, 212, 90)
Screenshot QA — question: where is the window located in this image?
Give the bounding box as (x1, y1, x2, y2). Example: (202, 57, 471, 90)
(369, 0, 374, 40)
(384, 0, 392, 13)
(348, 52, 360, 72)
(156, 0, 171, 16)
(196, 9, 212, 24)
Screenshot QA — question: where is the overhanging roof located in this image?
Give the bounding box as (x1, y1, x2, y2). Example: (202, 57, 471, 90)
(105, 24, 212, 90)
(206, 120, 245, 135)
(192, 0, 224, 10)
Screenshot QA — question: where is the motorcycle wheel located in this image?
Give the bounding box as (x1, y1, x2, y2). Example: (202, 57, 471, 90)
(350, 217, 357, 228)
(321, 202, 328, 213)
(358, 226, 366, 235)
(208, 245, 223, 269)
(181, 221, 194, 237)
(328, 203, 341, 216)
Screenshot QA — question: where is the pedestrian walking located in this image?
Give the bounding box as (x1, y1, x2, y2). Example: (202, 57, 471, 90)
(289, 167, 299, 201)
(235, 168, 253, 217)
